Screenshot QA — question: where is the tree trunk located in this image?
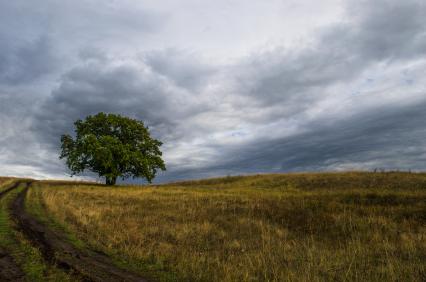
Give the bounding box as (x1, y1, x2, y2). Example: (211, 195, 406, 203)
(106, 176, 117, 186)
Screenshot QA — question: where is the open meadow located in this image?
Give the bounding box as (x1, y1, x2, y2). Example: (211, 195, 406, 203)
(20, 172, 426, 281)
(2, 1, 426, 281)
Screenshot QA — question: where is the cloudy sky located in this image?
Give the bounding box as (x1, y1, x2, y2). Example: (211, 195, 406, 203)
(1, 0, 425, 182)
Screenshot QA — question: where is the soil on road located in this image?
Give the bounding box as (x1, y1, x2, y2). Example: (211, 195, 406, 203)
(7, 181, 147, 282)
(0, 182, 25, 281)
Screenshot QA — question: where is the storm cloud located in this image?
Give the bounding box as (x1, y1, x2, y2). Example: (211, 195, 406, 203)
(0, 0, 425, 182)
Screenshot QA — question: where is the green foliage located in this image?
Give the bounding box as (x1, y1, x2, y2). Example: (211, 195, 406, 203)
(60, 112, 166, 185)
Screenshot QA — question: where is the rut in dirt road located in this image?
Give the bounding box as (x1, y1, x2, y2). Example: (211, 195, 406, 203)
(0, 182, 25, 282)
(10, 182, 148, 282)
(0, 247, 25, 282)
(0, 182, 22, 198)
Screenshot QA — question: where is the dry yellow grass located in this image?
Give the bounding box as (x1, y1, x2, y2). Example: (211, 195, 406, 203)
(28, 172, 426, 281)
(0, 177, 12, 184)
(0, 177, 14, 192)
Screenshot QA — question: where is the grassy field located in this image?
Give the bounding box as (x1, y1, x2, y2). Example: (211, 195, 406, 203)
(28, 172, 426, 281)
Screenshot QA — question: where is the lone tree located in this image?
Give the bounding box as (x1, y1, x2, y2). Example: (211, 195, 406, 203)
(60, 112, 166, 185)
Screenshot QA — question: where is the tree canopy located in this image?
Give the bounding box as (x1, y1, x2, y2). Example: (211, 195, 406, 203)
(60, 112, 166, 185)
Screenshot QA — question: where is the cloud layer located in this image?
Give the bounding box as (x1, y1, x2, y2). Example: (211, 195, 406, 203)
(1, 0, 425, 182)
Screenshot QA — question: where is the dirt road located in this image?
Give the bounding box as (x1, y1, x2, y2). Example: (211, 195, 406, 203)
(0, 182, 25, 281)
(4, 181, 148, 282)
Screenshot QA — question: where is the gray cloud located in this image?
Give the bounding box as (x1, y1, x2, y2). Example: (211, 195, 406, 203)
(159, 97, 426, 182)
(225, 99, 426, 172)
(0, 0, 425, 181)
(144, 49, 217, 91)
(0, 34, 55, 85)
(32, 52, 212, 151)
(235, 0, 426, 107)
(348, 0, 426, 61)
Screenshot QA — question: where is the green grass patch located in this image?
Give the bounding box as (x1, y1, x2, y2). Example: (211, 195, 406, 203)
(0, 182, 73, 281)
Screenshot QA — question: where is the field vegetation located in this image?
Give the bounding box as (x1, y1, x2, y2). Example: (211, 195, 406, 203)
(27, 172, 426, 281)
(0, 177, 14, 192)
(0, 181, 72, 281)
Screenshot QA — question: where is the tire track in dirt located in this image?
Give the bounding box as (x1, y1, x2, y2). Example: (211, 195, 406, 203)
(0, 181, 21, 198)
(0, 247, 25, 282)
(11, 182, 148, 282)
(0, 182, 25, 281)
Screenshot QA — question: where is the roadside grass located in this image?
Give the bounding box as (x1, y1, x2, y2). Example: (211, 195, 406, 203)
(25, 182, 87, 250)
(27, 183, 177, 282)
(0, 178, 14, 192)
(0, 182, 73, 281)
(0, 177, 12, 184)
(30, 172, 426, 281)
